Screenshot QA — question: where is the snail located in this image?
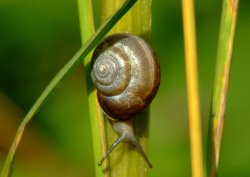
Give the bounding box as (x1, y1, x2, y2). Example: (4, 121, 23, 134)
(91, 33, 160, 168)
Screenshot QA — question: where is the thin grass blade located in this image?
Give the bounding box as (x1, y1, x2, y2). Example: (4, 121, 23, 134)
(206, 1, 239, 177)
(0, 0, 137, 176)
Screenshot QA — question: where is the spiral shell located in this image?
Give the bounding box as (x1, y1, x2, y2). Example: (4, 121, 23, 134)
(91, 34, 160, 119)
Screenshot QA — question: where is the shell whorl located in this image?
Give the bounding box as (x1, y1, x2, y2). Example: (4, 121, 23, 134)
(91, 42, 131, 96)
(91, 34, 160, 120)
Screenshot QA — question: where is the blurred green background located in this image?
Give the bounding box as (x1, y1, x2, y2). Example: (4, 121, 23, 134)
(0, 0, 250, 177)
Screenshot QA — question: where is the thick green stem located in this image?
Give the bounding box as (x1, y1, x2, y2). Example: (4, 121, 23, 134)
(101, 0, 152, 176)
(77, 0, 139, 177)
(206, 0, 239, 177)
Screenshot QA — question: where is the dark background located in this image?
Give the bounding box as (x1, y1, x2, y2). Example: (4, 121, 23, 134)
(0, 0, 249, 176)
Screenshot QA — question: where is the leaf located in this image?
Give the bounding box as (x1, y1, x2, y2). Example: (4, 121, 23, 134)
(0, 0, 137, 176)
(206, 1, 239, 177)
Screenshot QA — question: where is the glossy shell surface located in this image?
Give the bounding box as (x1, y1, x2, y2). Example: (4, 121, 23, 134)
(91, 34, 160, 119)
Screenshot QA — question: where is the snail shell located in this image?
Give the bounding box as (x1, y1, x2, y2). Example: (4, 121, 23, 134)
(91, 34, 159, 168)
(91, 33, 160, 119)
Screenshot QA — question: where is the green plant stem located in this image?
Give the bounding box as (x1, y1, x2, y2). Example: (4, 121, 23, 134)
(206, 0, 239, 177)
(100, 0, 152, 177)
(77, 0, 108, 177)
(0, 1, 137, 176)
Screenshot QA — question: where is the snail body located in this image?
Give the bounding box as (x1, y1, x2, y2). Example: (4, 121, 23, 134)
(91, 34, 160, 168)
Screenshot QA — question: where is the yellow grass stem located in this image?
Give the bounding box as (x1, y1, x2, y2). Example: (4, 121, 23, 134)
(182, 0, 204, 177)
